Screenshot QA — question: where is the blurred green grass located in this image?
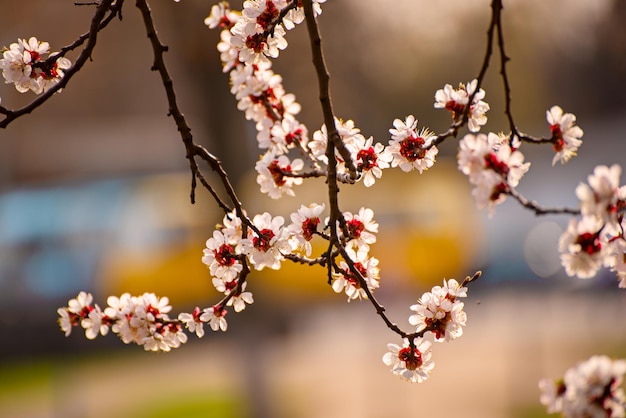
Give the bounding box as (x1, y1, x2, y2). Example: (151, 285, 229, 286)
(0, 350, 247, 418)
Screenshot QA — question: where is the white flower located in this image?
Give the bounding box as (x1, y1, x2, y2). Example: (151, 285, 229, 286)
(434, 79, 489, 132)
(608, 237, 626, 288)
(386, 116, 438, 173)
(37, 56, 72, 93)
(353, 136, 390, 187)
(409, 279, 468, 342)
(217, 30, 239, 72)
(140, 293, 172, 321)
(220, 211, 243, 242)
(546, 105, 583, 165)
(559, 217, 607, 279)
(67, 291, 93, 315)
(230, 19, 288, 65)
(458, 133, 530, 216)
(204, 1, 240, 29)
(178, 307, 205, 338)
(470, 171, 509, 217)
(81, 305, 111, 340)
(308, 117, 364, 165)
(538, 378, 565, 414)
(576, 164, 625, 232)
(226, 282, 254, 312)
(238, 212, 292, 270)
(382, 338, 435, 383)
(201, 305, 228, 332)
(540, 355, 626, 417)
(57, 308, 77, 337)
(332, 252, 380, 302)
(341, 207, 378, 257)
(203, 230, 243, 281)
(255, 151, 304, 198)
(288, 203, 325, 256)
(263, 117, 308, 154)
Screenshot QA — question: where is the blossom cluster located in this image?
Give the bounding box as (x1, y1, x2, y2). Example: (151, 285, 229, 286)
(458, 131, 530, 216)
(0, 37, 71, 94)
(456, 105, 585, 217)
(383, 278, 468, 383)
(434, 79, 489, 132)
(202, 206, 381, 304)
(539, 355, 626, 417)
(57, 291, 187, 352)
(559, 164, 626, 285)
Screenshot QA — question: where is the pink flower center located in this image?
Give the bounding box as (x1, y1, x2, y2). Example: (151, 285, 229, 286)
(398, 347, 423, 370)
(399, 135, 426, 161)
(253, 228, 275, 252)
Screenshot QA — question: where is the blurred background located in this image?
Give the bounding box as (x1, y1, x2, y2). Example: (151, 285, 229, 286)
(1, 0, 626, 417)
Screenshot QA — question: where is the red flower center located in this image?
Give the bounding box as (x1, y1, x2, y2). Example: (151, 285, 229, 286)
(267, 160, 291, 186)
(357, 147, 378, 171)
(484, 152, 509, 177)
(301, 217, 320, 241)
(253, 228, 275, 252)
(257, 1, 279, 29)
(399, 135, 426, 161)
(285, 128, 303, 145)
(214, 243, 236, 266)
(398, 347, 423, 370)
(425, 312, 451, 340)
(576, 232, 602, 255)
(346, 219, 365, 239)
(551, 124, 564, 152)
(445, 100, 466, 118)
(245, 34, 265, 53)
(146, 304, 160, 318)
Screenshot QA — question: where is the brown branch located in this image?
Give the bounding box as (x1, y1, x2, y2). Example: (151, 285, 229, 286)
(507, 188, 580, 216)
(302, 0, 356, 180)
(0, 0, 123, 128)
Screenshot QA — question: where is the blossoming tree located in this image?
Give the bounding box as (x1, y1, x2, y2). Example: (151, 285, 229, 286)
(1, 0, 625, 416)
